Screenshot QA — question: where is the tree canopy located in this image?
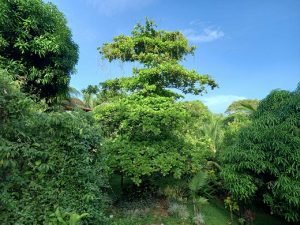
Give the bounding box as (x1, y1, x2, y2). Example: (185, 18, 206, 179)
(221, 86, 300, 222)
(98, 19, 217, 98)
(0, 0, 78, 102)
(93, 20, 216, 184)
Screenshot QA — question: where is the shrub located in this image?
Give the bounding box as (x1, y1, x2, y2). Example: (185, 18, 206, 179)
(0, 71, 109, 224)
(167, 202, 190, 219)
(221, 85, 300, 222)
(193, 212, 205, 225)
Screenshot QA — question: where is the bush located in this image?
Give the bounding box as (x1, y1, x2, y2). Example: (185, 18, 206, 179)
(0, 71, 109, 224)
(221, 85, 300, 222)
(167, 202, 190, 219)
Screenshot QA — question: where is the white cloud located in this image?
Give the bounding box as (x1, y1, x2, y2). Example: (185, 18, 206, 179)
(84, 0, 155, 16)
(189, 20, 210, 26)
(201, 95, 246, 113)
(182, 27, 224, 43)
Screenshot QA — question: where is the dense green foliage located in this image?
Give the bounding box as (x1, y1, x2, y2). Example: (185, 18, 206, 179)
(1, 3, 298, 223)
(221, 86, 300, 222)
(98, 19, 217, 98)
(93, 20, 216, 184)
(0, 0, 78, 102)
(221, 99, 256, 148)
(94, 95, 213, 184)
(0, 70, 108, 224)
(94, 95, 213, 183)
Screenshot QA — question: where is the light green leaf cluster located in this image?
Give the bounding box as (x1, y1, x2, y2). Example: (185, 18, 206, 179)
(98, 19, 217, 98)
(92, 20, 217, 186)
(94, 95, 212, 184)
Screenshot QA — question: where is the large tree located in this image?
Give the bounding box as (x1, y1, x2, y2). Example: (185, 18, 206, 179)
(0, 0, 78, 102)
(94, 20, 217, 184)
(221, 85, 300, 222)
(98, 19, 217, 98)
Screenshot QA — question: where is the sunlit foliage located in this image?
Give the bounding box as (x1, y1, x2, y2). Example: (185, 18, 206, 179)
(94, 20, 216, 184)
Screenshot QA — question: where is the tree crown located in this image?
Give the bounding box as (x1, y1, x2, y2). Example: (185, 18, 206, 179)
(97, 19, 217, 99)
(0, 0, 78, 102)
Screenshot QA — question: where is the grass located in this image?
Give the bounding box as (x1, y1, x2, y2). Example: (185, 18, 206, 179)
(201, 200, 238, 225)
(108, 199, 237, 225)
(109, 215, 192, 225)
(107, 175, 289, 225)
(108, 203, 288, 225)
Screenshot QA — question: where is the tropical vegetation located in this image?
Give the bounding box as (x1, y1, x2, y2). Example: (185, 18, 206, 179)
(0, 1, 298, 224)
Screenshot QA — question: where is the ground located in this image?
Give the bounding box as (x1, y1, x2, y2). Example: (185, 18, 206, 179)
(107, 175, 288, 225)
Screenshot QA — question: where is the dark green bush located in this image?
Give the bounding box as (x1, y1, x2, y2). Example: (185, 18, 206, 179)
(0, 70, 109, 224)
(0, 0, 78, 102)
(221, 85, 300, 222)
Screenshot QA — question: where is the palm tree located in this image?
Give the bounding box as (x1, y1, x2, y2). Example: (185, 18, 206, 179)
(189, 171, 208, 224)
(225, 99, 259, 115)
(201, 114, 224, 152)
(61, 86, 92, 112)
(81, 85, 99, 109)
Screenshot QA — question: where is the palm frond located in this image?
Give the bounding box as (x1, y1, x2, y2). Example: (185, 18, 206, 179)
(189, 171, 208, 192)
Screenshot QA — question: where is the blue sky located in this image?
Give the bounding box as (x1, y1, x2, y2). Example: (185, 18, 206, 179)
(48, 0, 300, 113)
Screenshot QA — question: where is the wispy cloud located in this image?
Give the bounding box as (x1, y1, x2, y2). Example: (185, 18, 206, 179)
(84, 0, 155, 16)
(182, 27, 224, 43)
(189, 19, 210, 26)
(201, 95, 246, 113)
